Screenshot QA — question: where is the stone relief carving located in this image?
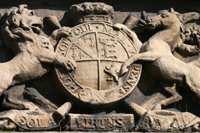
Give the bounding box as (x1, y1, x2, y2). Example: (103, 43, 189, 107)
(54, 2, 141, 106)
(0, 2, 199, 132)
(0, 4, 76, 95)
(116, 8, 200, 109)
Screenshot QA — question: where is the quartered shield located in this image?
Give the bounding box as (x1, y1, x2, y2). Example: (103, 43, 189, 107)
(54, 23, 142, 106)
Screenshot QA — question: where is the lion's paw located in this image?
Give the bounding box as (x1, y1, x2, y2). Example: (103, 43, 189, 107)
(57, 26, 71, 37)
(63, 58, 76, 71)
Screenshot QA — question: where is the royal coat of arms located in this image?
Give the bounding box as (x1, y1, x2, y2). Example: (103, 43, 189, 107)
(54, 2, 142, 106)
(0, 2, 200, 132)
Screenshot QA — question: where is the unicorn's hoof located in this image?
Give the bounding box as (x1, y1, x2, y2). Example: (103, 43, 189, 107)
(119, 66, 129, 77)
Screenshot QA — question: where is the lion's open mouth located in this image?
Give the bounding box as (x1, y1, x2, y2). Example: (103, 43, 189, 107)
(31, 24, 43, 34)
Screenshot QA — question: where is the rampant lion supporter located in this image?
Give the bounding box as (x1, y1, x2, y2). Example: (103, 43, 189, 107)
(0, 4, 76, 96)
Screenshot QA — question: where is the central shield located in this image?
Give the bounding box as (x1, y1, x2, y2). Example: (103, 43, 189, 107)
(54, 23, 142, 106)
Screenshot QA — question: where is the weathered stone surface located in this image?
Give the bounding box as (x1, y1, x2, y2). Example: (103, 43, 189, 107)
(0, 4, 76, 96)
(67, 113, 134, 131)
(0, 1, 200, 132)
(54, 22, 142, 106)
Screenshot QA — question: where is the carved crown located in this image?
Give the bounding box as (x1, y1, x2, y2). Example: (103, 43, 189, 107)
(69, 2, 114, 25)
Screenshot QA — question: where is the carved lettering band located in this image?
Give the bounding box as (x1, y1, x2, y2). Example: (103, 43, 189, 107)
(68, 113, 134, 131)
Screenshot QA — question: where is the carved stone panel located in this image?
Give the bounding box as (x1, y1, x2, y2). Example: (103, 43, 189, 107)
(0, 1, 200, 132)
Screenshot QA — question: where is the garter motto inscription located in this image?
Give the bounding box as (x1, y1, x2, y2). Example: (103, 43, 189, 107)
(55, 22, 141, 105)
